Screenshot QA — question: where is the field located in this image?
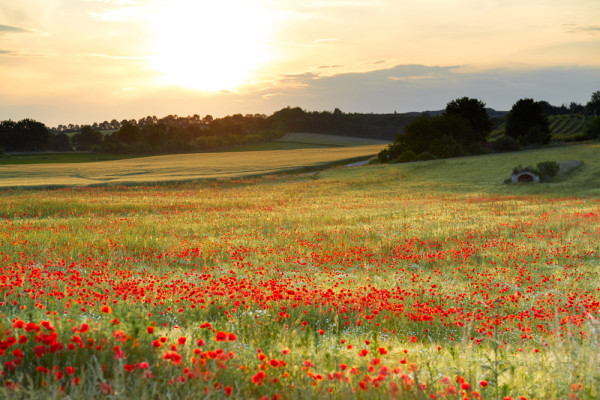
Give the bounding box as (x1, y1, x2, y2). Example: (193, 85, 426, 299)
(0, 153, 147, 166)
(0, 143, 599, 399)
(0, 144, 385, 189)
(488, 114, 592, 142)
(224, 133, 390, 152)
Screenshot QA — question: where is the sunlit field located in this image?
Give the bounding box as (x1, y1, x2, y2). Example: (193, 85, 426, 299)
(1, 143, 599, 399)
(0, 145, 384, 189)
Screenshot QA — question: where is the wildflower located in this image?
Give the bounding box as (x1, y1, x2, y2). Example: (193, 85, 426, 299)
(99, 382, 114, 394)
(251, 371, 266, 385)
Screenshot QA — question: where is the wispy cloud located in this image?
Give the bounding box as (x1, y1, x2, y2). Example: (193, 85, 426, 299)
(562, 24, 600, 34)
(313, 38, 338, 44)
(88, 8, 139, 22)
(85, 0, 147, 22)
(0, 24, 28, 33)
(84, 52, 145, 60)
(83, 0, 139, 5)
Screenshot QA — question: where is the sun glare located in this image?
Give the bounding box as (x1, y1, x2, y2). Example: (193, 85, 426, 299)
(151, 0, 273, 92)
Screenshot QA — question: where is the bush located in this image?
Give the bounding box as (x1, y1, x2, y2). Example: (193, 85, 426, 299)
(378, 142, 405, 163)
(417, 152, 437, 161)
(429, 135, 464, 158)
(393, 150, 417, 163)
(521, 125, 551, 146)
(583, 116, 600, 140)
(493, 136, 520, 153)
(377, 148, 390, 163)
(536, 161, 559, 179)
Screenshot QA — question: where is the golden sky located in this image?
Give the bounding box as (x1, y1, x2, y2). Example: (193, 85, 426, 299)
(1, 0, 599, 125)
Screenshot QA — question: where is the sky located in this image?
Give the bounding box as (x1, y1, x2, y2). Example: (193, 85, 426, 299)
(1, 0, 599, 127)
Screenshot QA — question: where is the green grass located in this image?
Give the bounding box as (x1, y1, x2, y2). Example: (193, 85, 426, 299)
(0, 153, 146, 165)
(352, 142, 600, 197)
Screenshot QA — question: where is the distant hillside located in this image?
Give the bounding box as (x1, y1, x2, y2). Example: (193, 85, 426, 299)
(488, 113, 593, 141)
(268, 107, 508, 141)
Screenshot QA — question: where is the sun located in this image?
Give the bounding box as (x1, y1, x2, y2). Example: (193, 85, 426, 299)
(151, 0, 273, 92)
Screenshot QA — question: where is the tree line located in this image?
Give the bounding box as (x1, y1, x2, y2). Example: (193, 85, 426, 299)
(1, 91, 599, 155)
(0, 114, 283, 154)
(378, 91, 600, 163)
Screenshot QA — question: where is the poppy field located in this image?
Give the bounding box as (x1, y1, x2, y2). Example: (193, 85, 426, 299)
(0, 150, 599, 399)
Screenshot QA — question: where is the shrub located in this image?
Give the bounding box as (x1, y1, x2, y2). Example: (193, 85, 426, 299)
(378, 142, 405, 163)
(583, 116, 600, 140)
(417, 151, 437, 161)
(429, 135, 464, 158)
(493, 137, 520, 153)
(393, 150, 417, 163)
(377, 148, 390, 163)
(536, 161, 559, 179)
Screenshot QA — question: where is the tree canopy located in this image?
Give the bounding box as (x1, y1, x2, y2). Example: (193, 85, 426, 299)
(585, 90, 600, 116)
(445, 97, 492, 141)
(0, 119, 50, 151)
(378, 97, 488, 163)
(505, 99, 551, 145)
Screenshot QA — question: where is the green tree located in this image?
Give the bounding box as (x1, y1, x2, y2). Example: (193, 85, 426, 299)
(378, 113, 475, 161)
(583, 116, 600, 140)
(49, 133, 71, 151)
(445, 97, 492, 141)
(13, 119, 51, 151)
(113, 123, 141, 144)
(72, 125, 103, 150)
(585, 90, 600, 116)
(505, 99, 551, 145)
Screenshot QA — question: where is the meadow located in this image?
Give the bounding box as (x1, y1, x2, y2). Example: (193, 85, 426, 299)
(0, 142, 599, 399)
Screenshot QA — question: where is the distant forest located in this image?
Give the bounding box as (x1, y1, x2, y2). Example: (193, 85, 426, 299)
(0, 93, 598, 155)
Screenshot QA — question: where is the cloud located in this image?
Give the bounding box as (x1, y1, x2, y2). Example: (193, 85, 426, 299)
(0, 49, 15, 55)
(313, 38, 338, 44)
(84, 52, 145, 60)
(562, 24, 600, 34)
(256, 64, 600, 113)
(0, 24, 28, 33)
(85, 0, 148, 22)
(88, 8, 139, 21)
(3, 63, 599, 127)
